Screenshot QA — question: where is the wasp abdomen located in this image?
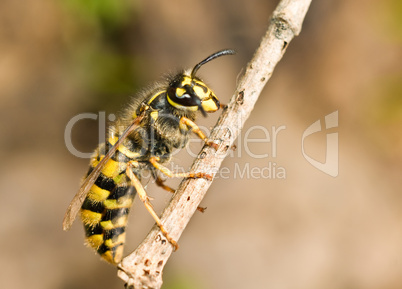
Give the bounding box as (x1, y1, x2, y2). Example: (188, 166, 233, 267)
(80, 139, 137, 264)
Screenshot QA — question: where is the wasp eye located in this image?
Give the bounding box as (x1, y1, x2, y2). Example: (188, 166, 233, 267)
(176, 93, 191, 99)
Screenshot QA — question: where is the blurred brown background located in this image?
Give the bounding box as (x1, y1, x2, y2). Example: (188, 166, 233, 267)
(1, 0, 401, 288)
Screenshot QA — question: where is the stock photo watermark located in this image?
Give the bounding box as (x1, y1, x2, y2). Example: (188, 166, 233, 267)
(301, 110, 338, 177)
(64, 110, 339, 178)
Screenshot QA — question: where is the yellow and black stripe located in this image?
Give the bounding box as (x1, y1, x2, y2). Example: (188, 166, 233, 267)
(80, 137, 139, 264)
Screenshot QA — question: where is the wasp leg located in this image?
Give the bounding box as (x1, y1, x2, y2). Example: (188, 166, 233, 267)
(126, 161, 179, 251)
(150, 170, 175, 193)
(153, 174, 206, 213)
(149, 156, 213, 181)
(180, 117, 219, 151)
(154, 176, 175, 193)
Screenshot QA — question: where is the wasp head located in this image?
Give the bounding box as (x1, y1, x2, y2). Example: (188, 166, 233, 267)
(166, 49, 235, 117)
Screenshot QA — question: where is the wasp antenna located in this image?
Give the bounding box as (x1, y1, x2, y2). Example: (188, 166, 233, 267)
(191, 49, 236, 78)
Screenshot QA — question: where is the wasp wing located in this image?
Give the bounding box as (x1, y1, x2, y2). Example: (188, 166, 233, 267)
(62, 111, 147, 231)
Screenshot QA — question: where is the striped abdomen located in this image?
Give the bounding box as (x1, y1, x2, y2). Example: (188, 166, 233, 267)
(80, 136, 139, 264)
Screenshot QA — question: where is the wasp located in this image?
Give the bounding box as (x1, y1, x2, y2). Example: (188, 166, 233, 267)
(63, 49, 235, 264)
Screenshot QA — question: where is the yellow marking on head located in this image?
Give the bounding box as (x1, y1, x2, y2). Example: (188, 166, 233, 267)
(81, 209, 102, 226)
(104, 197, 133, 209)
(201, 97, 219, 112)
(109, 136, 140, 159)
(193, 86, 207, 98)
(87, 185, 110, 203)
(181, 76, 192, 86)
(166, 96, 198, 111)
(194, 79, 206, 86)
(86, 234, 103, 249)
(176, 87, 186, 97)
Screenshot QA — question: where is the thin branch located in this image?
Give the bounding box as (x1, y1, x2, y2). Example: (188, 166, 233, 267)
(118, 0, 312, 288)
